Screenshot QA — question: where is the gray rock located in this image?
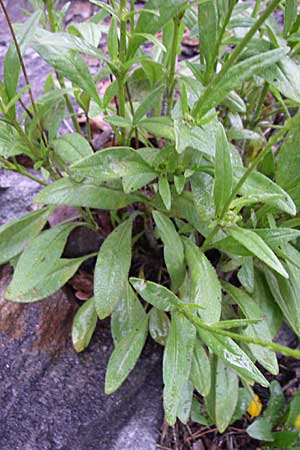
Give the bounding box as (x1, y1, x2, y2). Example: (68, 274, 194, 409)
(0, 169, 41, 224)
(0, 267, 163, 450)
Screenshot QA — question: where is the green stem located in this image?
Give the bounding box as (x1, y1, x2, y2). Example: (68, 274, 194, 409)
(249, 81, 269, 128)
(192, 0, 281, 118)
(182, 309, 300, 359)
(117, 0, 127, 144)
(0, 158, 47, 186)
(166, 16, 180, 116)
(129, 0, 135, 33)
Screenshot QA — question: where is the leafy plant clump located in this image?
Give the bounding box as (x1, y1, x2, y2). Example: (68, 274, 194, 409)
(1, 0, 300, 433)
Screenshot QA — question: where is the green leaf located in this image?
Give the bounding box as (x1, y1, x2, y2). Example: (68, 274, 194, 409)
(5, 223, 78, 301)
(247, 417, 274, 442)
(0, 207, 52, 265)
(139, 117, 175, 140)
(227, 226, 288, 279)
(183, 238, 221, 324)
(254, 228, 300, 249)
(107, 17, 118, 61)
(149, 307, 170, 346)
(111, 283, 145, 345)
(222, 281, 278, 375)
(177, 379, 193, 425)
(237, 257, 254, 294)
(94, 219, 132, 319)
(190, 339, 211, 397)
(52, 133, 93, 164)
(285, 391, 300, 427)
(262, 57, 300, 102)
(72, 297, 97, 352)
(197, 328, 269, 387)
(152, 211, 185, 291)
(214, 124, 233, 216)
(4, 11, 42, 104)
(215, 359, 239, 433)
(158, 175, 172, 211)
(235, 166, 296, 216)
(130, 278, 182, 311)
(198, 0, 218, 76)
(68, 22, 102, 47)
(163, 312, 195, 426)
(133, 85, 164, 125)
(104, 115, 132, 128)
(71, 146, 156, 181)
(105, 315, 149, 394)
(34, 178, 142, 210)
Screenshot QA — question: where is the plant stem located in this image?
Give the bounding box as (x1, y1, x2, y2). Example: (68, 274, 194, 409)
(0, 0, 47, 147)
(192, 0, 281, 118)
(182, 308, 300, 359)
(0, 157, 47, 186)
(166, 15, 181, 116)
(250, 81, 269, 128)
(129, 0, 135, 33)
(117, 0, 128, 144)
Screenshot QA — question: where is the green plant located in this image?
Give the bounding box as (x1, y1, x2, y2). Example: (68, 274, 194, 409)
(1, 0, 300, 433)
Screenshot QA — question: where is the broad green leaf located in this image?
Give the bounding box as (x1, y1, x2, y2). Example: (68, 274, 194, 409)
(94, 219, 132, 319)
(130, 33, 167, 53)
(174, 115, 219, 156)
(197, 328, 269, 387)
(235, 166, 296, 216)
(215, 359, 239, 433)
(72, 297, 97, 352)
(193, 48, 286, 118)
(191, 172, 215, 224)
(52, 133, 93, 164)
(230, 388, 252, 424)
(4, 11, 41, 104)
(254, 228, 300, 249)
(222, 281, 278, 375)
(0, 207, 52, 265)
(163, 312, 195, 426)
(177, 379, 193, 424)
(149, 308, 170, 346)
(71, 146, 156, 181)
(130, 278, 182, 311)
(247, 417, 274, 442)
(158, 175, 171, 210)
(104, 115, 132, 128)
(190, 339, 211, 397)
(252, 268, 282, 338)
(276, 125, 300, 211)
(263, 247, 300, 335)
(31, 30, 101, 105)
(111, 283, 145, 345)
(5, 223, 77, 300)
(152, 211, 185, 291)
(198, 0, 218, 77)
(237, 257, 254, 294)
(34, 178, 142, 210)
(227, 226, 288, 279)
(184, 238, 221, 324)
(68, 22, 102, 47)
(105, 315, 149, 394)
(214, 124, 232, 216)
(8, 256, 90, 302)
(107, 17, 118, 61)
(262, 57, 300, 101)
(133, 85, 164, 125)
(139, 117, 175, 140)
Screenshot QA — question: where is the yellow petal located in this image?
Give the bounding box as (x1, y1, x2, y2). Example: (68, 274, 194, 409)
(294, 414, 300, 428)
(247, 394, 263, 417)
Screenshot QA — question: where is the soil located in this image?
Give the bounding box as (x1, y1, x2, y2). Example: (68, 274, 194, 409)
(0, 2, 299, 450)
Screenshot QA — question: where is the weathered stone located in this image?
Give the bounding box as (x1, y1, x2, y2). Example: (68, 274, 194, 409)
(0, 267, 163, 450)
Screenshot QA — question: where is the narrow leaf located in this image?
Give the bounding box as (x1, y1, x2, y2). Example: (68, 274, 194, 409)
(72, 297, 97, 352)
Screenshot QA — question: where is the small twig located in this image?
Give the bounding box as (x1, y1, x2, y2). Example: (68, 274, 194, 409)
(18, 97, 33, 119)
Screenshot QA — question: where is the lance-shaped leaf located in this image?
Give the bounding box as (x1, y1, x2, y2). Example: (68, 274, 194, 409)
(190, 339, 211, 397)
(149, 308, 170, 346)
(72, 297, 97, 352)
(94, 219, 132, 319)
(197, 328, 269, 387)
(70, 147, 156, 181)
(214, 124, 233, 217)
(52, 133, 93, 164)
(34, 178, 142, 210)
(6, 223, 77, 300)
(227, 226, 288, 279)
(0, 207, 52, 265)
(158, 175, 171, 210)
(130, 278, 182, 311)
(183, 238, 221, 324)
(105, 315, 149, 394)
(152, 211, 185, 291)
(215, 359, 239, 433)
(7, 255, 90, 303)
(222, 281, 278, 375)
(111, 283, 145, 345)
(163, 313, 195, 426)
(198, 0, 218, 76)
(177, 379, 194, 425)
